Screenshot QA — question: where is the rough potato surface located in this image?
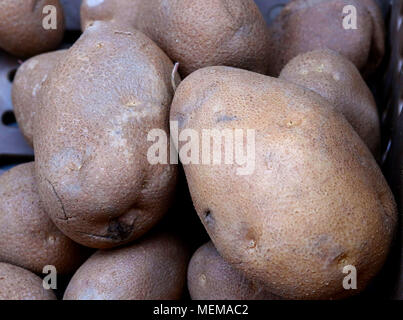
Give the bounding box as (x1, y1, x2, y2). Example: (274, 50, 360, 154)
(12, 50, 66, 147)
(0, 0, 65, 58)
(34, 21, 177, 248)
(188, 241, 279, 300)
(64, 233, 188, 300)
(171, 66, 397, 299)
(0, 163, 88, 274)
(267, 0, 385, 76)
(279, 49, 380, 155)
(0, 262, 56, 300)
(81, 0, 271, 76)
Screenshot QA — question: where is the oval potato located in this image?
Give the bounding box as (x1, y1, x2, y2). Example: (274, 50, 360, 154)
(279, 49, 380, 156)
(34, 21, 177, 248)
(0, 262, 56, 300)
(64, 233, 189, 300)
(0, 163, 89, 274)
(188, 241, 279, 300)
(170, 66, 397, 299)
(0, 0, 65, 58)
(80, 0, 271, 76)
(266, 0, 385, 76)
(12, 50, 66, 147)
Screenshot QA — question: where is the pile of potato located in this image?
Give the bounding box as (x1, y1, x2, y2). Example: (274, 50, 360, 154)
(0, 0, 398, 300)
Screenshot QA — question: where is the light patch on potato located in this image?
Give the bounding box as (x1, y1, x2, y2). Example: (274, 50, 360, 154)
(86, 0, 104, 7)
(27, 59, 39, 70)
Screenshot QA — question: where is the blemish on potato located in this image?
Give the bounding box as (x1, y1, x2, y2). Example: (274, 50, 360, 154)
(332, 72, 341, 81)
(114, 31, 133, 36)
(248, 239, 257, 249)
(47, 235, 57, 244)
(46, 178, 69, 221)
(106, 219, 134, 241)
(316, 64, 325, 72)
(175, 113, 188, 129)
(77, 55, 90, 62)
(337, 256, 348, 268)
(310, 235, 346, 267)
(204, 209, 214, 226)
(282, 118, 302, 128)
(199, 274, 207, 286)
(216, 114, 238, 123)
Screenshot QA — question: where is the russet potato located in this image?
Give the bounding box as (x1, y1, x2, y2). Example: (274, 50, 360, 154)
(279, 49, 380, 156)
(12, 50, 66, 147)
(80, 0, 271, 76)
(188, 241, 279, 300)
(34, 21, 177, 248)
(0, 163, 89, 274)
(63, 233, 189, 300)
(0, 262, 56, 300)
(0, 0, 65, 58)
(170, 66, 397, 299)
(267, 0, 385, 76)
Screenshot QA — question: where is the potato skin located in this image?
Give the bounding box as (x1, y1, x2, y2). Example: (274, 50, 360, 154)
(12, 50, 66, 147)
(170, 66, 397, 299)
(0, 0, 65, 58)
(80, 0, 271, 76)
(34, 21, 177, 249)
(0, 163, 89, 274)
(279, 49, 380, 156)
(63, 233, 189, 300)
(0, 262, 56, 300)
(188, 242, 279, 300)
(267, 0, 385, 76)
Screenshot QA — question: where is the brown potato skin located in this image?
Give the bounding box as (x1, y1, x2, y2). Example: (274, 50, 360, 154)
(63, 233, 189, 300)
(279, 49, 380, 156)
(12, 50, 66, 147)
(0, 0, 65, 58)
(0, 262, 56, 300)
(267, 0, 385, 76)
(80, 0, 271, 76)
(34, 21, 177, 249)
(188, 241, 279, 300)
(170, 66, 397, 300)
(0, 163, 89, 274)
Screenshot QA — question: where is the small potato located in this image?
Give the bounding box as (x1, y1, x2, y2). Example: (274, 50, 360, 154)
(0, 163, 89, 274)
(170, 66, 397, 299)
(12, 50, 66, 147)
(188, 242, 279, 300)
(267, 0, 385, 76)
(63, 233, 189, 300)
(34, 21, 177, 248)
(279, 49, 380, 156)
(0, 262, 56, 300)
(80, 0, 271, 76)
(0, 0, 65, 58)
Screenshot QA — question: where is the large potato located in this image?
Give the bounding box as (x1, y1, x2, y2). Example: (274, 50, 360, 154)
(81, 0, 271, 76)
(0, 0, 65, 58)
(34, 21, 177, 248)
(0, 262, 56, 300)
(12, 50, 66, 147)
(279, 49, 380, 156)
(188, 241, 279, 300)
(0, 163, 89, 274)
(63, 233, 189, 300)
(267, 0, 385, 76)
(170, 66, 397, 299)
